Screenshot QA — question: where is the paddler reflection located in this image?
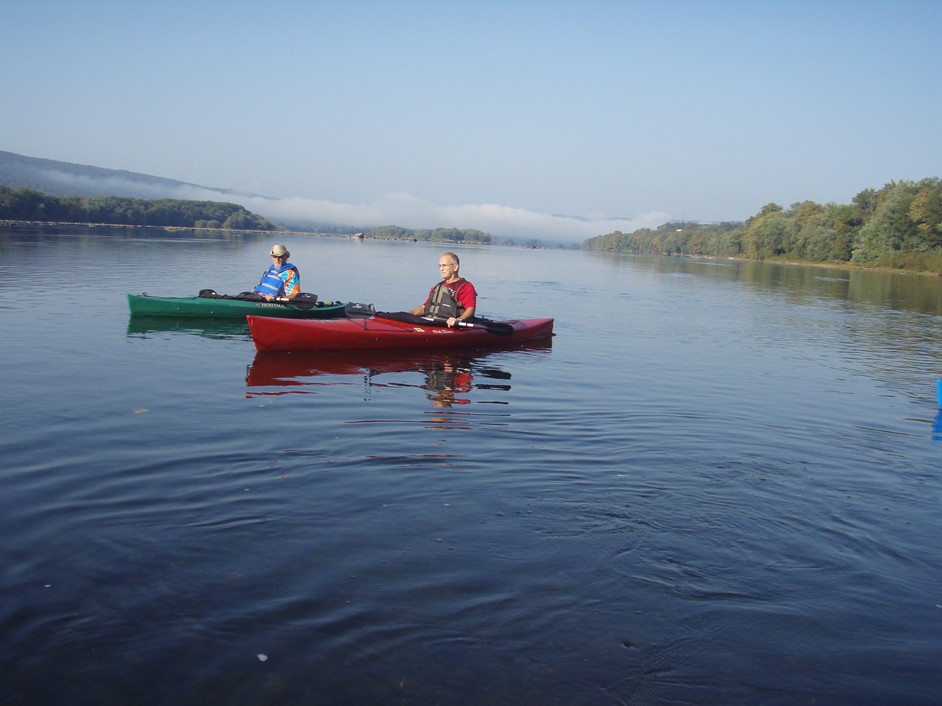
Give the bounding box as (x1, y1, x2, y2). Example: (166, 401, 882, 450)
(423, 360, 473, 408)
(245, 345, 534, 421)
(245, 349, 482, 391)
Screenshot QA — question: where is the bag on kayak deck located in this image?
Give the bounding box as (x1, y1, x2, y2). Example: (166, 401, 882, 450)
(345, 302, 376, 318)
(198, 289, 219, 298)
(290, 292, 318, 309)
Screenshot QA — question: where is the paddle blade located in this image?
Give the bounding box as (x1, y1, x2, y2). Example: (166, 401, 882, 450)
(457, 320, 514, 336)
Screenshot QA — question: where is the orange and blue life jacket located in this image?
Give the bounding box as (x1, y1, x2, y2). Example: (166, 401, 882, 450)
(254, 263, 300, 298)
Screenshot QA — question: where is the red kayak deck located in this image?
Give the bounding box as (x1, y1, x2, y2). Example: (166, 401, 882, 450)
(247, 315, 555, 352)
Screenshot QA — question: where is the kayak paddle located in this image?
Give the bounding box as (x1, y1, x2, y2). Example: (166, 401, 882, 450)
(375, 311, 514, 336)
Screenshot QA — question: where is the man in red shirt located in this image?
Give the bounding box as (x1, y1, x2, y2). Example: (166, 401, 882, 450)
(411, 252, 477, 327)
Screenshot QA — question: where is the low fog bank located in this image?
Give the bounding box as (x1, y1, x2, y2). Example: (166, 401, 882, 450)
(179, 185, 669, 243)
(13, 158, 670, 243)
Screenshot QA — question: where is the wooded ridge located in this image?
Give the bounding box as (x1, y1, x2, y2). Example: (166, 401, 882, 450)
(583, 178, 942, 273)
(0, 186, 275, 231)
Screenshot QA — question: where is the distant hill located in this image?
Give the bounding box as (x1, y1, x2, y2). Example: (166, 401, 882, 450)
(0, 150, 516, 240)
(0, 149, 369, 234)
(0, 149, 260, 202)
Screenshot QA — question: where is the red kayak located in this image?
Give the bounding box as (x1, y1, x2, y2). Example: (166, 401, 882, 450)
(247, 314, 555, 352)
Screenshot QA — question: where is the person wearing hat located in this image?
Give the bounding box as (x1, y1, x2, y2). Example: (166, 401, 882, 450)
(253, 244, 301, 300)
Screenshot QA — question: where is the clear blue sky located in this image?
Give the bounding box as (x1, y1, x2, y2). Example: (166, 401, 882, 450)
(2, 0, 939, 240)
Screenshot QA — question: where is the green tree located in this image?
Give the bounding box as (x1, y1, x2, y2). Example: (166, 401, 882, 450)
(851, 187, 879, 225)
(743, 205, 795, 259)
(852, 182, 917, 263)
(796, 211, 840, 261)
(908, 178, 942, 251)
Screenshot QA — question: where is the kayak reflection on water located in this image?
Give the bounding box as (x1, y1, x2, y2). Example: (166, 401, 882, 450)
(126, 316, 252, 340)
(245, 342, 548, 425)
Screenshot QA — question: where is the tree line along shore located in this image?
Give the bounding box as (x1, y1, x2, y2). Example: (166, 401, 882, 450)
(0, 187, 499, 245)
(0, 187, 274, 231)
(3, 179, 941, 273)
(583, 178, 942, 274)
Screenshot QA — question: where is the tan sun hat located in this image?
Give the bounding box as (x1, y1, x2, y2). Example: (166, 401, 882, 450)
(270, 244, 290, 257)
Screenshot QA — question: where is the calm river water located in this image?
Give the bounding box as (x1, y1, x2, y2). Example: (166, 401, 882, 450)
(2, 224, 940, 705)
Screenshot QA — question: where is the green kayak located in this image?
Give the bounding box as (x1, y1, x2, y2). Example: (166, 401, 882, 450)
(128, 292, 348, 319)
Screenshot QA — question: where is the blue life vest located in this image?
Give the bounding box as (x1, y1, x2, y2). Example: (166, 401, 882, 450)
(254, 263, 299, 298)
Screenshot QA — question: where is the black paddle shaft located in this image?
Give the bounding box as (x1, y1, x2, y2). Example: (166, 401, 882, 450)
(374, 311, 514, 336)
